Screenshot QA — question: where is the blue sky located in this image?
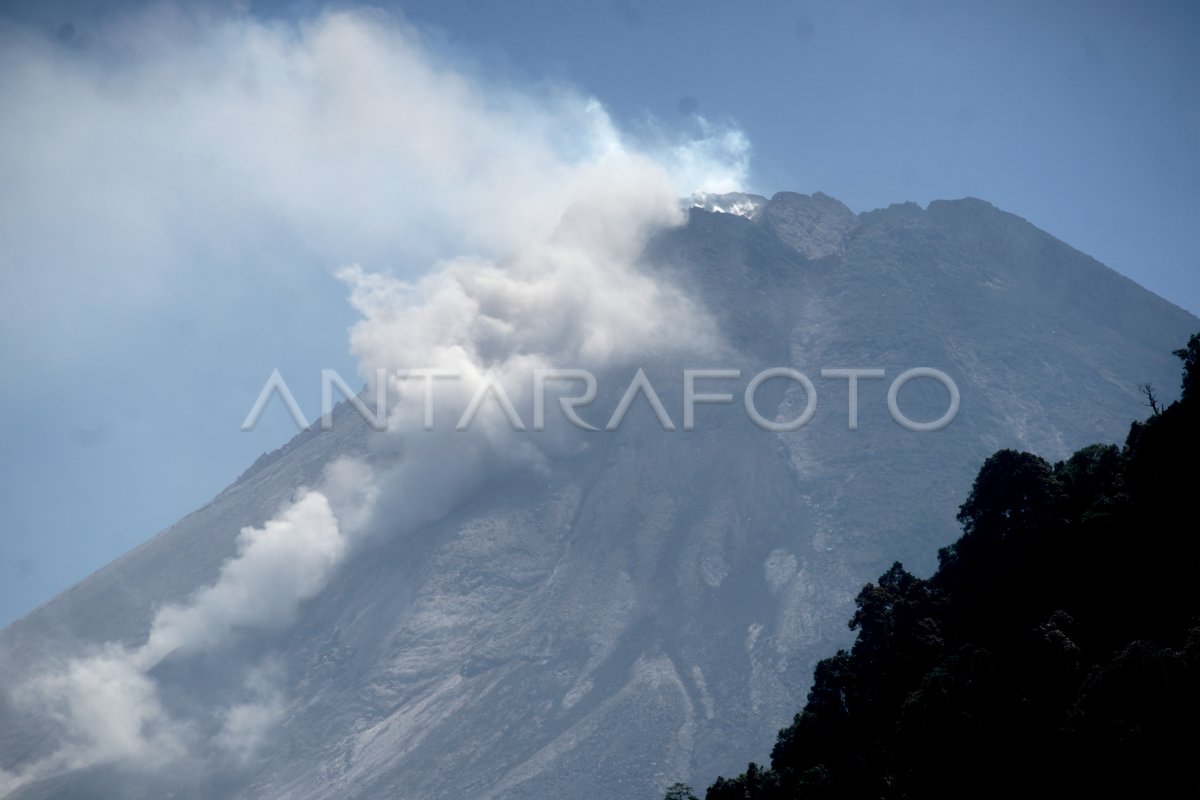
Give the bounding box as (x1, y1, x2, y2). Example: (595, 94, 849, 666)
(1, 0, 1197, 626)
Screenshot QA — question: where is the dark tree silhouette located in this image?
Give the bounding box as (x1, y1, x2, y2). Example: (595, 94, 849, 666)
(695, 333, 1200, 799)
(1173, 332, 1200, 400)
(1137, 381, 1162, 415)
(663, 782, 699, 800)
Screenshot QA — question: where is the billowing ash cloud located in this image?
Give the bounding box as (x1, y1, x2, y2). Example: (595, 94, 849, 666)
(1, 5, 748, 793)
(138, 491, 344, 666)
(212, 658, 288, 763)
(7, 492, 343, 789)
(20, 645, 183, 772)
(0, 5, 748, 351)
(321, 161, 732, 558)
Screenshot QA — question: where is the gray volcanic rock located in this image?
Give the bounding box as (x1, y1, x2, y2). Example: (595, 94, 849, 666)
(756, 191, 858, 259)
(1, 193, 1195, 800)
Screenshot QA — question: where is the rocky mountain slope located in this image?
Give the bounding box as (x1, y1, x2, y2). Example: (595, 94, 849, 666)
(1, 192, 1194, 799)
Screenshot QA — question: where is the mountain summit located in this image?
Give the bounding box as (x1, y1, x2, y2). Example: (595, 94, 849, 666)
(1, 193, 1195, 800)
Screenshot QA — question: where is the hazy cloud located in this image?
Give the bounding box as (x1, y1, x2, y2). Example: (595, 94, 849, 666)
(0, 5, 748, 359)
(7, 490, 341, 790)
(3, 3, 749, 792)
(12, 646, 186, 790)
(139, 491, 343, 666)
(212, 659, 288, 763)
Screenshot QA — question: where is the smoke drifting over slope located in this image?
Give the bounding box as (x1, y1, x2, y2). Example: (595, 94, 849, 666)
(0, 5, 747, 349)
(7, 492, 340, 790)
(0, 6, 746, 794)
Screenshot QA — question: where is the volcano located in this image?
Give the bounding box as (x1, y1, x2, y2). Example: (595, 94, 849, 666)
(1, 192, 1194, 800)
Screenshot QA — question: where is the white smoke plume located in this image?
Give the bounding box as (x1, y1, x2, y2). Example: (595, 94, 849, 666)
(326, 148, 734, 544)
(20, 644, 185, 773)
(0, 5, 749, 353)
(1, 4, 748, 793)
(7, 490, 343, 790)
(138, 490, 344, 666)
(212, 659, 288, 763)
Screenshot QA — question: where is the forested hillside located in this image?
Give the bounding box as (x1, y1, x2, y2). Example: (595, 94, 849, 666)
(689, 334, 1200, 800)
